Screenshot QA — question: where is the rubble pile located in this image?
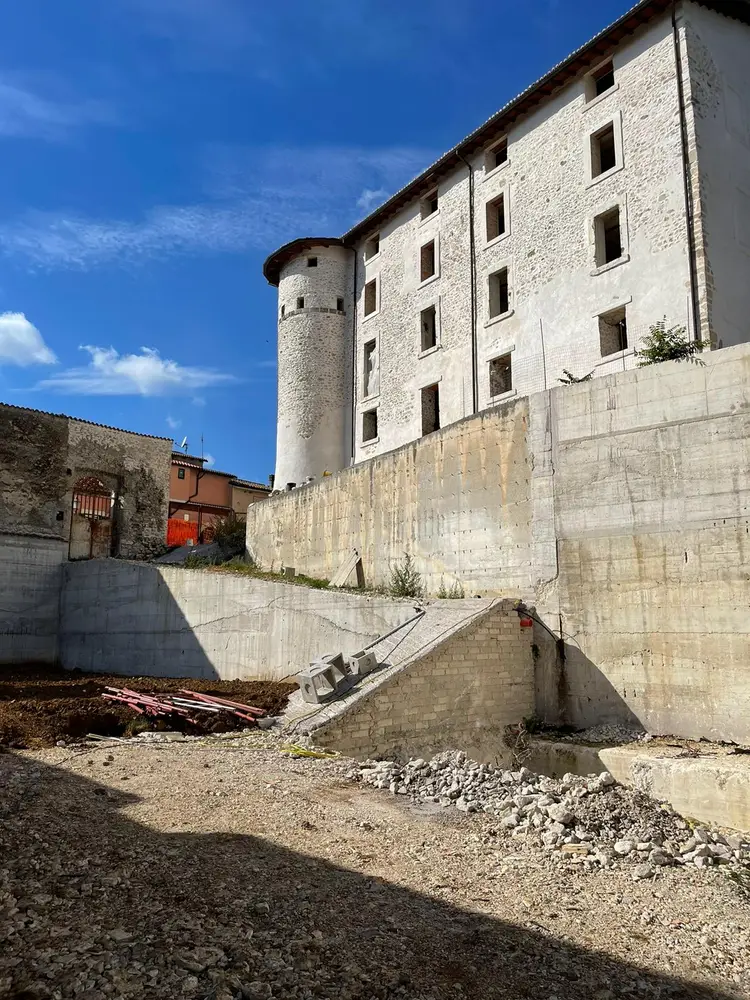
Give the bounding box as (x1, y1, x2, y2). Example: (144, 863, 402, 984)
(354, 752, 750, 878)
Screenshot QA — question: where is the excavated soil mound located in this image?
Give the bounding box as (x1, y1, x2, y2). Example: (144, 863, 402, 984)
(0, 664, 295, 748)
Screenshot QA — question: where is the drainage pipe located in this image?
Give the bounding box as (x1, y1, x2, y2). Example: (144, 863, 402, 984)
(456, 151, 479, 414)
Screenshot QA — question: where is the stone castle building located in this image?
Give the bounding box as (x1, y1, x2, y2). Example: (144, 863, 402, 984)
(264, 0, 750, 489)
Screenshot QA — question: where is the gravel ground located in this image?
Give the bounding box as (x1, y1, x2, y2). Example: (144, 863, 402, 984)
(1, 735, 748, 1000)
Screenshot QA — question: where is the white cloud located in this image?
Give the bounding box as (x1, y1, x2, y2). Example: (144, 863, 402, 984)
(203, 453, 215, 467)
(192, 395, 206, 407)
(37, 345, 234, 396)
(166, 414, 181, 429)
(0, 312, 57, 366)
(0, 79, 115, 140)
(356, 188, 387, 212)
(0, 144, 433, 270)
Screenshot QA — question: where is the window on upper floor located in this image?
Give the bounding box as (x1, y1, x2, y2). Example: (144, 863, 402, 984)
(363, 339, 378, 397)
(591, 122, 617, 177)
(485, 193, 506, 243)
(599, 305, 628, 357)
(177, 467, 185, 480)
(280, 304, 285, 317)
(488, 267, 510, 319)
(420, 305, 437, 352)
(420, 240, 436, 282)
(485, 137, 508, 173)
(587, 60, 615, 101)
(364, 278, 378, 316)
(489, 354, 513, 398)
(296, 296, 305, 309)
(420, 190, 439, 220)
(594, 206, 623, 267)
(336, 297, 345, 312)
(364, 234, 380, 260)
(421, 384, 440, 436)
(307, 256, 318, 267)
(362, 408, 378, 442)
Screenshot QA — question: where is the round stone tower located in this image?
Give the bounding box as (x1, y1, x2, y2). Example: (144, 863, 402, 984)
(263, 238, 353, 489)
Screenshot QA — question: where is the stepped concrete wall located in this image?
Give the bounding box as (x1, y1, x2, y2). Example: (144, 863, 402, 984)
(248, 343, 750, 743)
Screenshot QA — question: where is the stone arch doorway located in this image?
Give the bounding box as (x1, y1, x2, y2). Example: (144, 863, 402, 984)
(69, 475, 115, 560)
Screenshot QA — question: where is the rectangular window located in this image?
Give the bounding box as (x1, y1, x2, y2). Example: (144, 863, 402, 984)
(420, 240, 436, 282)
(485, 137, 508, 172)
(421, 384, 440, 436)
(362, 408, 378, 442)
(420, 305, 437, 352)
(489, 354, 512, 397)
(336, 297, 345, 312)
(488, 267, 510, 319)
(177, 467, 185, 480)
(485, 193, 506, 243)
(589, 60, 615, 100)
(595, 207, 622, 267)
(363, 339, 378, 397)
(364, 234, 380, 260)
(364, 279, 377, 316)
(307, 256, 318, 267)
(591, 122, 617, 177)
(296, 296, 305, 309)
(420, 190, 439, 220)
(599, 306, 628, 357)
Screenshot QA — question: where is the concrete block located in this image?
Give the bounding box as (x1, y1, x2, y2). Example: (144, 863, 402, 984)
(347, 650, 378, 677)
(297, 663, 338, 704)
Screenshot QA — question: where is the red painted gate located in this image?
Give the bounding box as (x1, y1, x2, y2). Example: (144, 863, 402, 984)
(167, 518, 199, 547)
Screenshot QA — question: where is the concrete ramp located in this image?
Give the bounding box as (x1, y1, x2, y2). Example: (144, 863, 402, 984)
(283, 598, 534, 759)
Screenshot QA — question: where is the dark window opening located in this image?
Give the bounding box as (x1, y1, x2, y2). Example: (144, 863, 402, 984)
(420, 240, 436, 282)
(599, 306, 628, 357)
(307, 256, 318, 267)
(364, 234, 380, 260)
(336, 297, 345, 312)
(364, 279, 377, 316)
(489, 354, 513, 397)
(591, 123, 617, 177)
(362, 408, 378, 442)
(177, 467, 185, 480)
(489, 268, 510, 319)
(592, 60, 615, 98)
(280, 304, 285, 317)
(420, 305, 437, 352)
(487, 137, 508, 171)
(486, 193, 506, 242)
(421, 384, 440, 436)
(296, 296, 305, 309)
(363, 340, 378, 397)
(421, 191, 439, 220)
(595, 206, 622, 267)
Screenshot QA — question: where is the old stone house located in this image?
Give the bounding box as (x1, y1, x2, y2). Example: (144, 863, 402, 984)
(264, 0, 750, 489)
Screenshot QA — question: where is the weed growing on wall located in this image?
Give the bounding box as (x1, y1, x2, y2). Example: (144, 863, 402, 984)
(437, 578, 465, 599)
(389, 553, 425, 599)
(558, 369, 593, 384)
(636, 319, 710, 367)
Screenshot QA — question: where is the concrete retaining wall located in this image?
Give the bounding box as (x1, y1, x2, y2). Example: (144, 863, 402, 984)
(248, 343, 750, 743)
(59, 560, 416, 681)
(0, 534, 66, 664)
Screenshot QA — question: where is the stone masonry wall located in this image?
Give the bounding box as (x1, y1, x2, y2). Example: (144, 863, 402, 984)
(311, 602, 534, 760)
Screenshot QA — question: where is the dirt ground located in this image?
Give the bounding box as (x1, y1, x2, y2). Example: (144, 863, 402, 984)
(0, 664, 295, 748)
(1, 735, 747, 1000)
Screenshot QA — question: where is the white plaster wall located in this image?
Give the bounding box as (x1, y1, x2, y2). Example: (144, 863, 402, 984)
(682, 2, 750, 348)
(275, 245, 353, 487)
(347, 15, 692, 464)
(59, 561, 416, 681)
(0, 534, 66, 663)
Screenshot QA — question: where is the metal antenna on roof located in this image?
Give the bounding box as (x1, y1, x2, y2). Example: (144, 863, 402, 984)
(200, 433, 204, 460)
(179, 436, 188, 453)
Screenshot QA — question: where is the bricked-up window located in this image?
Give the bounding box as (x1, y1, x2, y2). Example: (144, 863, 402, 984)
(595, 207, 622, 267)
(307, 256, 318, 267)
(486, 193, 506, 242)
(421, 384, 440, 436)
(489, 354, 512, 397)
(296, 296, 305, 309)
(336, 297, 345, 312)
(591, 122, 617, 177)
(485, 137, 508, 172)
(420, 305, 437, 352)
(488, 267, 510, 319)
(364, 234, 380, 260)
(599, 306, 628, 356)
(364, 278, 377, 316)
(420, 190, 439, 220)
(177, 467, 185, 480)
(420, 240, 436, 282)
(589, 60, 615, 99)
(363, 339, 378, 397)
(362, 408, 378, 442)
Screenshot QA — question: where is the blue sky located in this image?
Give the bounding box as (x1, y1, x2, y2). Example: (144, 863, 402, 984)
(0, 0, 628, 482)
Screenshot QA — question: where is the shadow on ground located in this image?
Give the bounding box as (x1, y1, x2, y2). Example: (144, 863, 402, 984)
(0, 751, 741, 1000)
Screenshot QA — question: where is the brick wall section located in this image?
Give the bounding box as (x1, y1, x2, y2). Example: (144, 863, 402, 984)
(309, 602, 534, 760)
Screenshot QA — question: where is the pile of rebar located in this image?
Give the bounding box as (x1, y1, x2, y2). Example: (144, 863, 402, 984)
(102, 687, 265, 724)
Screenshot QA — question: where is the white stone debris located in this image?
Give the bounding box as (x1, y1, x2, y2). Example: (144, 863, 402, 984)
(352, 751, 750, 871)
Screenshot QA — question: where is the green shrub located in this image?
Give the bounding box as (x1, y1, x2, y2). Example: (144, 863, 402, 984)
(636, 319, 710, 367)
(210, 513, 247, 559)
(389, 553, 425, 598)
(437, 578, 465, 599)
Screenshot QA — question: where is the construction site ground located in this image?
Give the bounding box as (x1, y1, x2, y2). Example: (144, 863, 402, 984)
(0, 664, 295, 748)
(1, 735, 748, 1000)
